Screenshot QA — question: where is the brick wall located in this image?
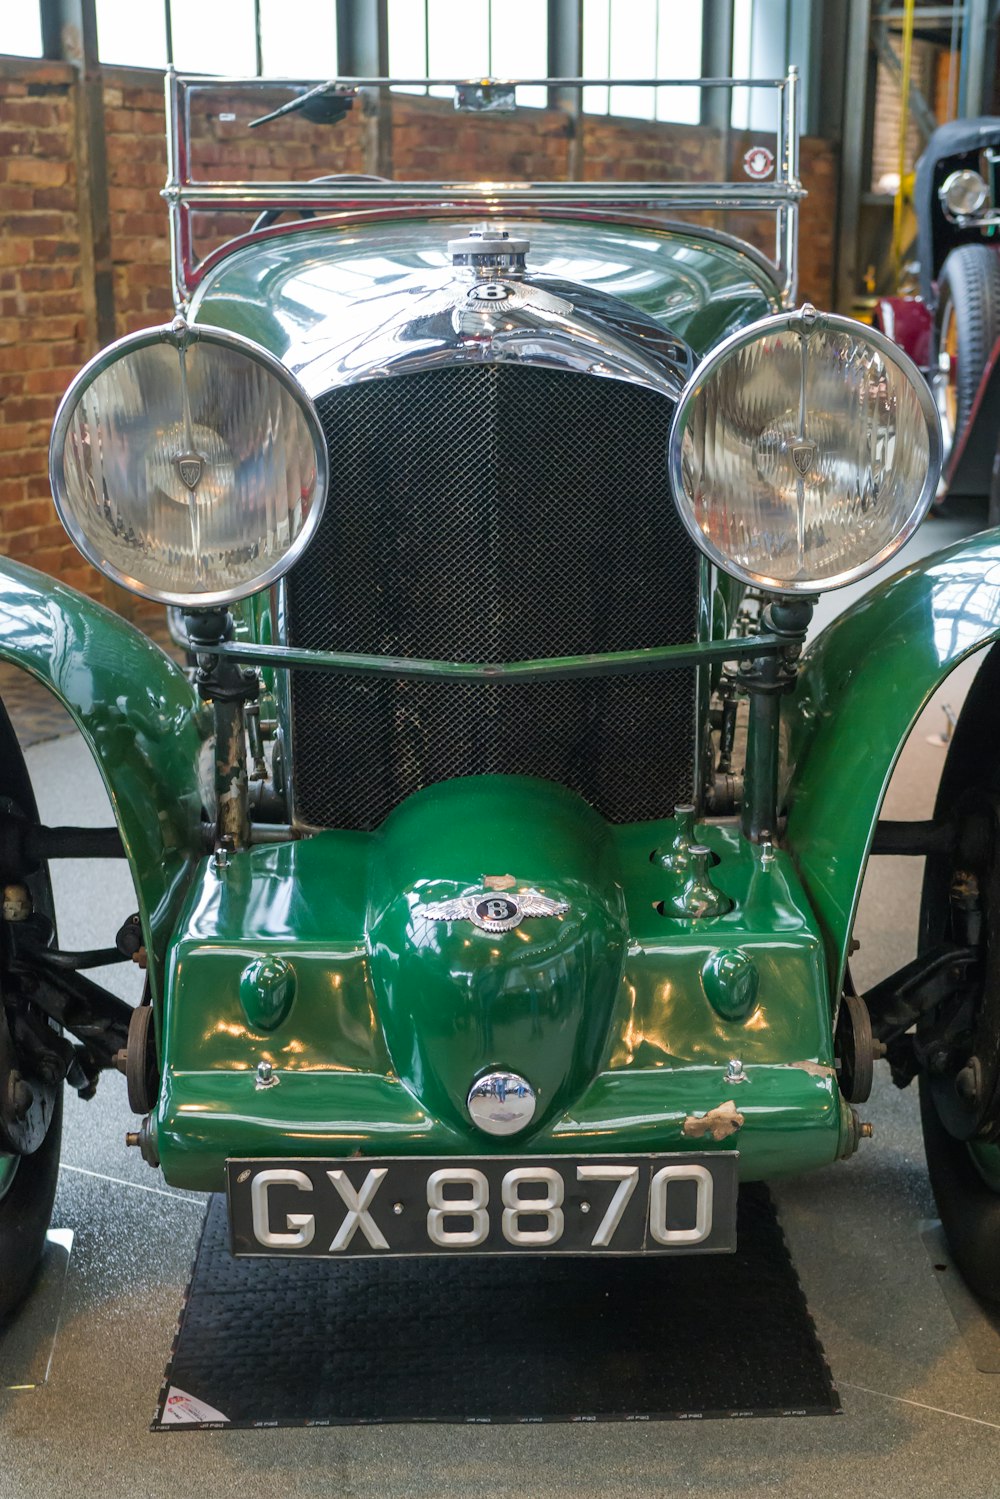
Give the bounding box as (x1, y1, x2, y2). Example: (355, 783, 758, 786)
(392, 92, 572, 179)
(0, 58, 840, 601)
(103, 74, 174, 333)
(103, 76, 371, 334)
(581, 112, 724, 181)
(871, 38, 940, 192)
(0, 58, 98, 597)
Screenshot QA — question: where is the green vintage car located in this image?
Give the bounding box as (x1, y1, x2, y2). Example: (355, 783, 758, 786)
(4, 69, 1000, 1319)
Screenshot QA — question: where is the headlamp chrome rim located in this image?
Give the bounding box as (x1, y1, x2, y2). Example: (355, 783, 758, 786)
(49, 317, 329, 609)
(939, 168, 990, 223)
(666, 305, 943, 595)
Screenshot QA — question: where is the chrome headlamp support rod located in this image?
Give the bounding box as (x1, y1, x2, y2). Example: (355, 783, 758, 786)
(739, 598, 814, 845)
(183, 609, 257, 853)
(776, 65, 800, 305)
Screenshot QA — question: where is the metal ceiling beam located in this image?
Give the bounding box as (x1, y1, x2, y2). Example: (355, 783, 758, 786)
(811, 0, 850, 140)
(836, 0, 874, 311)
(548, 0, 583, 177)
(701, 0, 734, 129)
(40, 0, 115, 350)
(961, 0, 990, 115)
(336, 0, 391, 178)
(336, 0, 389, 73)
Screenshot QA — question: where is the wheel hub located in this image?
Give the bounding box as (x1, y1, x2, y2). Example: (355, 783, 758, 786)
(922, 794, 1000, 1143)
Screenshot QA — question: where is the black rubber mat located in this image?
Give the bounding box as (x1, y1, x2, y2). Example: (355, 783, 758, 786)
(152, 1185, 839, 1429)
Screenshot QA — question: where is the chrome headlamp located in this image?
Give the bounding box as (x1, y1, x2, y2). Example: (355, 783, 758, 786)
(667, 306, 941, 594)
(50, 318, 328, 608)
(939, 168, 990, 223)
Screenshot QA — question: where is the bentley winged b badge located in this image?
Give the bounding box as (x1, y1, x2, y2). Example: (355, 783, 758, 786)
(420, 886, 570, 933)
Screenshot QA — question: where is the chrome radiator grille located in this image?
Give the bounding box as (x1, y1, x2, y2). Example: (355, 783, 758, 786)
(287, 365, 701, 830)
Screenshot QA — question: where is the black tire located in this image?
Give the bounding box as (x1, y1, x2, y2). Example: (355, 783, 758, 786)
(0, 1090, 62, 1324)
(0, 694, 63, 1323)
(919, 644, 1000, 1305)
(920, 1078, 1000, 1303)
(934, 244, 1000, 466)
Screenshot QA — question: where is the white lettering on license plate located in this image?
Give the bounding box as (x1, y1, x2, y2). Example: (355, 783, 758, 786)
(247, 1162, 714, 1251)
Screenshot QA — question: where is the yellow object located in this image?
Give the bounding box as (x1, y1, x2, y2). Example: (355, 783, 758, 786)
(892, 0, 916, 286)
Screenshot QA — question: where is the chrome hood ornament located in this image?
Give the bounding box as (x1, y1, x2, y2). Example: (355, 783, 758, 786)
(274, 222, 691, 402)
(420, 886, 570, 933)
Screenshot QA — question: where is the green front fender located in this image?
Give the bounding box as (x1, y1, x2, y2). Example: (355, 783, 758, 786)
(784, 530, 1000, 994)
(0, 560, 206, 1000)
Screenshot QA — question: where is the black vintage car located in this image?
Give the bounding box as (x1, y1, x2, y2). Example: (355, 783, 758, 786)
(879, 116, 1000, 509)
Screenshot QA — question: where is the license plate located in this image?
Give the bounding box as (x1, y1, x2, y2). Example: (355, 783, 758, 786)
(226, 1153, 738, 1258)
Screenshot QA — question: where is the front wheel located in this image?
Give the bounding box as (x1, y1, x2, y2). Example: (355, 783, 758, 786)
(932, 244, 1000, 469)
(0, 1090, 62, 1323)
(0, 696, 64, 1323)
(920, 1080, 1000, 1302)
(918, 643, 1000, 1305)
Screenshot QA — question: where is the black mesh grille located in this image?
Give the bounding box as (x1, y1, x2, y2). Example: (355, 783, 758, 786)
(287, 365, 700, 830)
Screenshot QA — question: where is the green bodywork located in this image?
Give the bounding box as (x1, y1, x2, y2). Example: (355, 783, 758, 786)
(9, 207, 1000, 1204)
(157, 775, 849, 1190)
(784, 531, 1000, 993)
(147, 523, 1000, 1190)
(0, 560, 205, 999)
(7, 534, 1000, 1193)
(189, 215, 779, 362)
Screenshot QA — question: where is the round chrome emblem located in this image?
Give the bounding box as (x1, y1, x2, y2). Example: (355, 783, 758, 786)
(468, 282, 511, 302)
(467, 1071, 537, 1136)
(473, 895, 521, 932)
(420, 886, 569, 933)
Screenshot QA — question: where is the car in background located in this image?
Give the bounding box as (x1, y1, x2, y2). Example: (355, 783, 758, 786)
(875, 116, 1000, 513)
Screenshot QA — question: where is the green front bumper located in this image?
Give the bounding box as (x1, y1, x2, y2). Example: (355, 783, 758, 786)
(159, 1064, 848, 1192)
(154, 779, 852, 1192)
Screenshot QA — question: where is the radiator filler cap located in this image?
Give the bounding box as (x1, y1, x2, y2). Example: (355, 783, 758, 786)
(448, 225, 529, 273)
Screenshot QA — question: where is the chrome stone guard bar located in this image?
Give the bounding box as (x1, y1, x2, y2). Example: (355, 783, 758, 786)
(194, 625, 804, 845)
(163, 68, 803, 308)
(202, 633, 788, 681)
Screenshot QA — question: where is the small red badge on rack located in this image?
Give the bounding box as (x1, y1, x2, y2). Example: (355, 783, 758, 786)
(743, 145, 775, 180)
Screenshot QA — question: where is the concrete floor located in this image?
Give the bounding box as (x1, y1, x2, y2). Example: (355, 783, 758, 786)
(3, 508, 1000, 1497)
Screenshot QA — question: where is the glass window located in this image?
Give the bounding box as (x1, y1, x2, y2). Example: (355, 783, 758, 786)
(731, 0, 810, 132)
(583, 0, 703, 123)
(387, 0, 428, 93)
(259, 0, 337, 77)
(488, 0, 546, 107)
(97, 0, 336, 75)
(388, 0, 546, 107)
(170, 0, 258, 75)
(0, 8, 42, 58)
(96, 0, 169, 68)
(581, 0, 611, 115)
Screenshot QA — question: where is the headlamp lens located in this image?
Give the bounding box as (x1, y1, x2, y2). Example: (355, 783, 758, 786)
(51, 321, 327, 607)
(668, 309, 941, 592)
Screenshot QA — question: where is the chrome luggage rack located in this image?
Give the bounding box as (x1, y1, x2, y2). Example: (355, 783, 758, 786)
(164, 68, 803, 308)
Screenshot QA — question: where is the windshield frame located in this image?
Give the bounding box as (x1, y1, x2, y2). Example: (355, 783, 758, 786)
(164, 69, 804, 308)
